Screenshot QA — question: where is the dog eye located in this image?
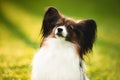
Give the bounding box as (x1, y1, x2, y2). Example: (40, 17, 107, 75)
(56, 24, 61, 27)
(67, 25, 74, 32)
(69, 25, 74, 30)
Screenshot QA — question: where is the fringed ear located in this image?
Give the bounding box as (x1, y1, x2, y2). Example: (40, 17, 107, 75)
(77, 19, 97, 59)
(41, 7, 62, 37)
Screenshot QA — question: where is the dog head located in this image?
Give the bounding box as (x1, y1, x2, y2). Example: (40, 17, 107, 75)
(41, 7, 97, 59)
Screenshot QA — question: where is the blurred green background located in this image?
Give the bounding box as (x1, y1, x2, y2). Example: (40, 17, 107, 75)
(0, 0, 120, 80)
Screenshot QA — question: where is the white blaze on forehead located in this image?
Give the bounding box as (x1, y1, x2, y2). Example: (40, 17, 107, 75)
(55, 25, 67, 37)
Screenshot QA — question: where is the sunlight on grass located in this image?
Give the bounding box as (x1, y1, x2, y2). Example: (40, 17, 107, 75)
(1, 2, 42, 43)
(85, 40, 120, 80)
(0, 2, 39, 80)
(0, 23, 35, 79)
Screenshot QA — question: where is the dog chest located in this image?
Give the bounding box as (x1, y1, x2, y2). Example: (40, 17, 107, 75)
(32, 39, 82, 80)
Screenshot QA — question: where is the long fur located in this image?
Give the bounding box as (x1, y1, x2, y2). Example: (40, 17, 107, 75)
(31, 7, 97, 80)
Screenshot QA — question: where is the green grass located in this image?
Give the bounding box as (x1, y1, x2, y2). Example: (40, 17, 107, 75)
(0, 24, 34, 79)
(0, 1, 120, 80)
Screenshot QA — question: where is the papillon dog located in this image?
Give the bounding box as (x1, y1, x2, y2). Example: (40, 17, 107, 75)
(31, 7, 97, 80)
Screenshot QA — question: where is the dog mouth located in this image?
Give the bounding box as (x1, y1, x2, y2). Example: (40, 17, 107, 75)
(56, 33, 64, 37)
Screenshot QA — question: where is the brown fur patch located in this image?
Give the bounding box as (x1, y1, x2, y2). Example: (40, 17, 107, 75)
(56, 18, 75, 27)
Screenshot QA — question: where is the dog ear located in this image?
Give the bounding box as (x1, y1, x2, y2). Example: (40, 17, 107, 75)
(41, 7, 61, 37)
(77, 19, 97, 59)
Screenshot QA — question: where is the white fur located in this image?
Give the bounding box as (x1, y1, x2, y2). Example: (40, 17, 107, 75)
(31, 38, 89, 80)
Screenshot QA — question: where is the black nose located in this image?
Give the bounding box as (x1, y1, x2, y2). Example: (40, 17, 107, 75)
(57, 28, 63, 33)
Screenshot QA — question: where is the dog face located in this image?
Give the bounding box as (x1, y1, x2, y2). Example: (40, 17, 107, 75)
(41, 7, 97, 59)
